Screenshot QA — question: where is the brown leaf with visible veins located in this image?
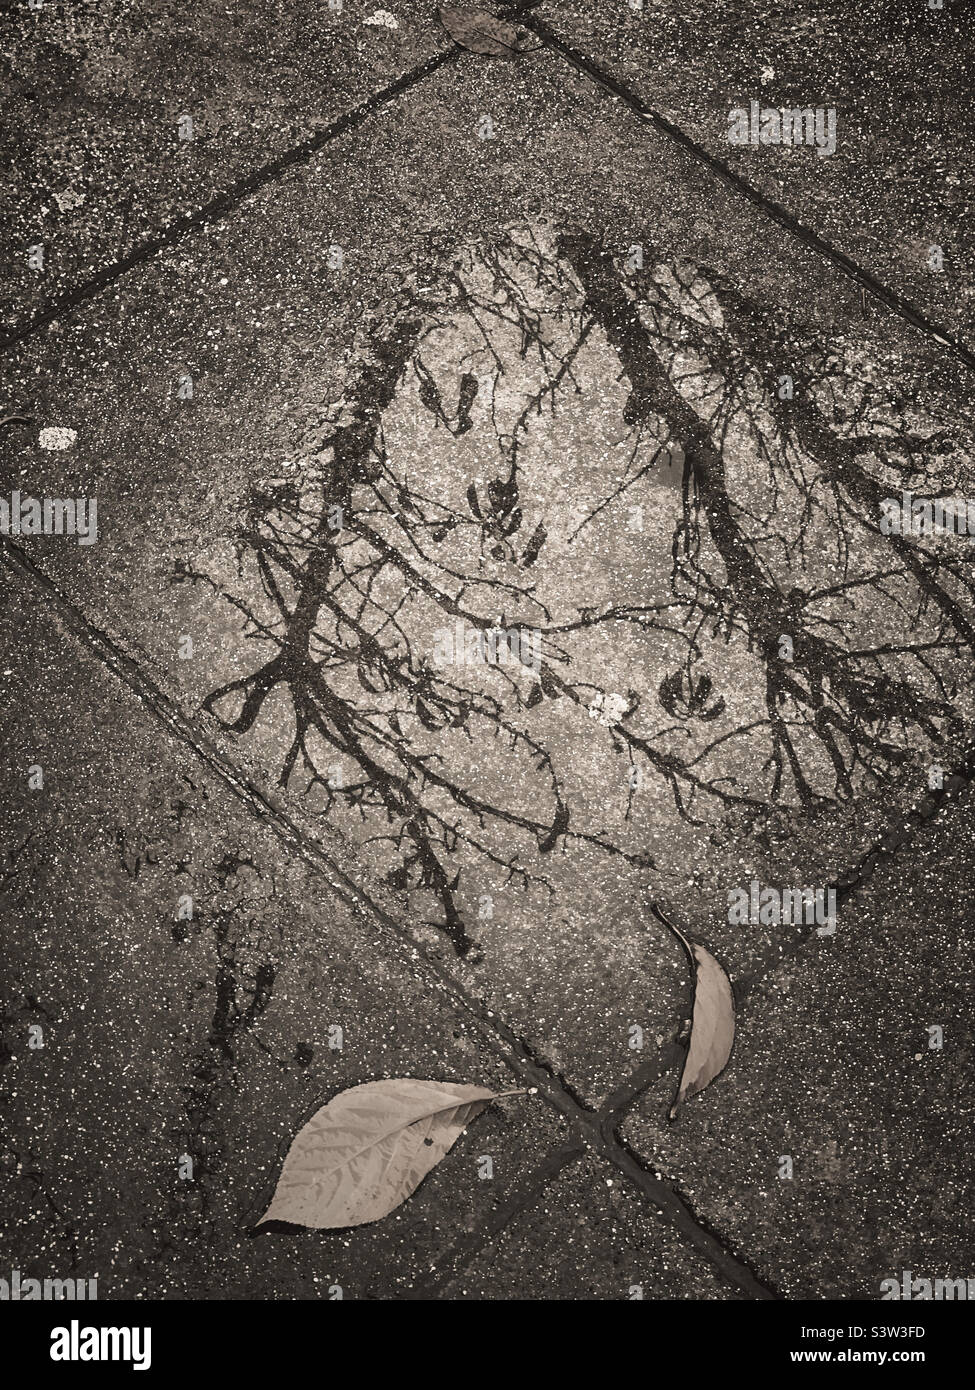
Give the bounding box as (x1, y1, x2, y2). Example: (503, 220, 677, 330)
(653, 905, 735, 1119)
(258, 1079, 524, 1229)
(438, 6, 523, 56)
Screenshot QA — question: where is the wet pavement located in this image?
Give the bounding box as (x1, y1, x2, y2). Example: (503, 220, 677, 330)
(2, 2, 973, 1300)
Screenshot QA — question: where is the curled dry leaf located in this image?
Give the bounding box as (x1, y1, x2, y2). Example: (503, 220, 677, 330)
(258, 1078, 522, 1229)
(652, 905, 735, 1119)
(438, 6, 523, 57)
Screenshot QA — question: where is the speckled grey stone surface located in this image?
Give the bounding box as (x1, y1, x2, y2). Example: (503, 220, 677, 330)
(1, 1, 972, 1302)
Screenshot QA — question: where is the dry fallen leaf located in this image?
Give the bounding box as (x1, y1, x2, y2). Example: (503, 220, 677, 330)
(653, 905, 735, 1119)
(438, 6, 523, 57)
(258, 1078, 522, 1228)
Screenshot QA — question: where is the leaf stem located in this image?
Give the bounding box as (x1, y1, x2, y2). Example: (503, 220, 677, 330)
(650, 901, 694, 959)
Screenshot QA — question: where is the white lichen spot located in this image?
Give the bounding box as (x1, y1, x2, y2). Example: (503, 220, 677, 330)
(363, 9, 398, 28)
(588, 691, 628, 727)
(39, 426, 77, 451)
(54, 188, 86, 213)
